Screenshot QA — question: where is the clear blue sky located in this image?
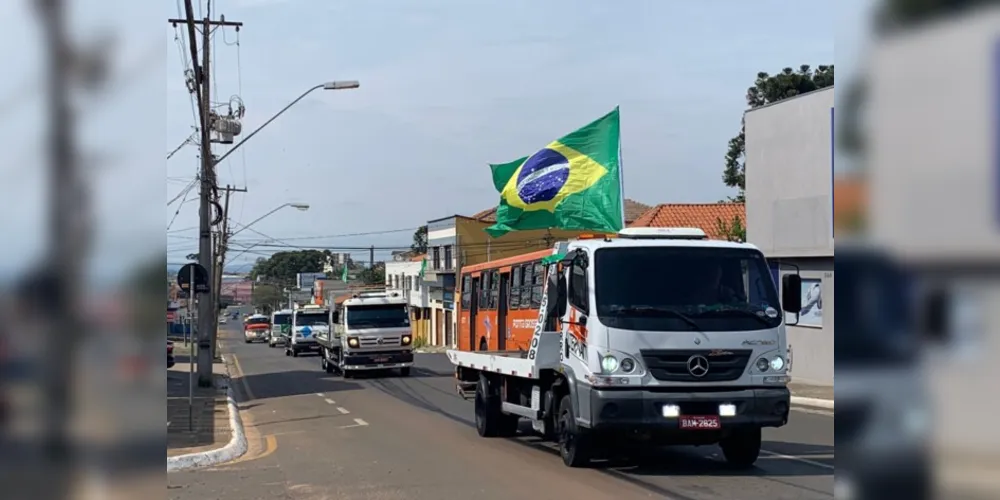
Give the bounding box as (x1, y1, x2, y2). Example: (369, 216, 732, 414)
(157, 1, 837, 271)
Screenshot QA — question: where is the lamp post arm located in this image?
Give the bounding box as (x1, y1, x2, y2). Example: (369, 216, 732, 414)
(213, 84, 324, 166)
(228, 204, 289, 239)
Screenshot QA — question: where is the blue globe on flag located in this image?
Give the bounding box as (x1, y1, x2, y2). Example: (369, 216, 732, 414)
(515, 148, 570, 205)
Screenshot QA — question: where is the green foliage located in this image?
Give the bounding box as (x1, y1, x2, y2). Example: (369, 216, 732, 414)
(251, 283, 284, 315)
(249, 250, 326, 284)
(715, 215, 746, 243)
(412, 333, 429, 349)
(723, 65, 834, 201)
(357, 264, 385, 285)
(411, 226, 428, 254)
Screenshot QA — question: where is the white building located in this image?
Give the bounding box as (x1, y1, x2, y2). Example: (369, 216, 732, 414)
(384, 259, 434, 344)
(744, 86, 834, 386)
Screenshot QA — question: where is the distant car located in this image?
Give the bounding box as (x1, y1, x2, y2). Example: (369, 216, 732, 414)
(219, 316, 228, 325)
(167, 341, 175, 368)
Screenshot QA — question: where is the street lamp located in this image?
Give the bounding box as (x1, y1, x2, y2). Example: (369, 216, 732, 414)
(213, 80, 359, 166)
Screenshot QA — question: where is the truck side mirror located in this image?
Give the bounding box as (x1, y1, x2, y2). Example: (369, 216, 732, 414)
(781, 274, 802, 313)
(332, 311, 340, 324)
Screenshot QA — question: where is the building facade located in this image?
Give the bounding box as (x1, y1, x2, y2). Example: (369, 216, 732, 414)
(744, 86, 834, 386)
(385, 258, 431, 343)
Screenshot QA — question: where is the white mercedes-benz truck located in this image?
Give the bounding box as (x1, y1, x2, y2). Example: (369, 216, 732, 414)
(285, 304, 329, 357)
(316, 289, 414, 378)
(448, 227, 802, 468)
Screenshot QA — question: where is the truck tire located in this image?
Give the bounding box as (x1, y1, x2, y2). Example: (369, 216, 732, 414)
(474, 376, 501, 437)
(557, 394, 592, 467)
(720, 427, 762, 468)
(292, 348, 299, 357)
(284, 348, 291, 357)
(399, 367, 411, 377)
(323, 351, 335, 374)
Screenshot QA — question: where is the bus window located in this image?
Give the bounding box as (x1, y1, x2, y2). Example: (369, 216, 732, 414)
(521, 264, 534, 308)
(510, 266, 522, 309)
(531, 262, 544, 308)
(460, 274, 471, 310)
(489, 270, 500, 309)
(480, 272, 492, 310)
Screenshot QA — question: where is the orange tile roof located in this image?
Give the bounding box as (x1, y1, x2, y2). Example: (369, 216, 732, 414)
(472, 199, 652, 224)
(628, 203, 745, 240)
(410, 253, 427, 262)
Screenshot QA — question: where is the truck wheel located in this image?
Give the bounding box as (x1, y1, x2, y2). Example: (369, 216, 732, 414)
(292, 348, 299, 357)
(343, 370, 353, 379)
(497, 413, 519, 437)
(474, 376, 501, 437)
(557, 394, 592, 467)
(720, 427, 762, 468)
(284, 348, 291, 357)
(399, 367, 411, 377)
(323, 352, 335, 374)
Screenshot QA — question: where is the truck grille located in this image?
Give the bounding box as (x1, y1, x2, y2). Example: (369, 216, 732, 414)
(640, 349, 751, 382)
(359, 336, 401, 348)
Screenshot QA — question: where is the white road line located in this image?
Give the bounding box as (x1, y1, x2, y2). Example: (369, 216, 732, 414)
(760, 449, 834, 470)
(337, 418, 369, 429)
(324, 398, 336, 405)
(315, 393, 325, 397)
(353, 418, 368, 426)
(336, 407, 350, 414)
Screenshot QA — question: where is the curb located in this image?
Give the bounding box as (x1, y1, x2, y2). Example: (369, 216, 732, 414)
(791, 396, 834, 410)
(167, 376, 248, 472)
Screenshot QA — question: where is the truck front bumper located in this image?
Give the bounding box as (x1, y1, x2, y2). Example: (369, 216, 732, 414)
(584, 386, 790, 443)
(342, 350, 414, 370)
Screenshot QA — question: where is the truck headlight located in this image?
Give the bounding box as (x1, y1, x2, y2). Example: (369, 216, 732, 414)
(401, 335, 412, 346)
(600, 355, 618, 374)
(619, 357, 635, 373)
(769, 356, 785, 371)
(756, 357, 770, 372)
(347, 337, 359, 348)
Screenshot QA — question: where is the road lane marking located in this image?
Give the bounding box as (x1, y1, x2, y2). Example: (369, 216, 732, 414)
(336, 407, 350, 414)
(230, 353, 256, 401)
(324, 398, 336, 405)
(316, 393, 324, 397)
(760, 449, 834, 470)
(338, 418, 369, 429)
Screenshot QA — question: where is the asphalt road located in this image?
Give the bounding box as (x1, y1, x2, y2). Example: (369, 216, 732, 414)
(168, 326, 834, 499)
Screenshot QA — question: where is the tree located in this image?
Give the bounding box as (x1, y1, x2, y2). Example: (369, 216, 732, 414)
(249, 250, 326, 284)
(715, 215, 746, 243)
(357, 263, 385, 286)
(251, 283, 284, 315)
(723, 65, 835, 201)
(411, 226, 428, 254)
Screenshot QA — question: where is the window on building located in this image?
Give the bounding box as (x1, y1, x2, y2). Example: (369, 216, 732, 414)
(444, 246, 453, 270)
(404, 276, 411, 291)
(510, 265, 522, 309)
(433, 247, 441, 270)
(521, 263, 534, 308)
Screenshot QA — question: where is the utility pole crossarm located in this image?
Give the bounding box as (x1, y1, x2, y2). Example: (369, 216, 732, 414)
(167, 18, 243, 27)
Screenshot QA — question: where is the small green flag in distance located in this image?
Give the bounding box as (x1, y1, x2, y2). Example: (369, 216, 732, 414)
(486, 107, 624, 237)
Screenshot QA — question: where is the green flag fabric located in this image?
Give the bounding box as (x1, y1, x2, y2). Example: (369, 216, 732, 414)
(341, 265, 348, 283)
(418, 258, 427, 279)
(485, 107, 624, 238)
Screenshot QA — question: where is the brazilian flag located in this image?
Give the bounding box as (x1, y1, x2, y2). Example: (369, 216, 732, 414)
(486, 107, 624, 237)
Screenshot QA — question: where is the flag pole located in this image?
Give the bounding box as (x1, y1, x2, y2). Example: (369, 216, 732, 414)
(617, 106, 626, 229)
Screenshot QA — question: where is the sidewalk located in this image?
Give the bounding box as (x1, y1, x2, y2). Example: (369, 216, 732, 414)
(788, 381, 834, 409)
(167, 348, 231, 457)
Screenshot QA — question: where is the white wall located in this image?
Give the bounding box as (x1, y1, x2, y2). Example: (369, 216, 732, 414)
(385, 261, 428, 308)
(745, 87, 834, 258)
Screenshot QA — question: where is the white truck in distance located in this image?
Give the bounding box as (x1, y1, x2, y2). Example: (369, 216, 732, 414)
(268, 308, 292, 348)
(448, 227, 802, 468)
(286, 304, 329, 357)
(316, 289, 414, 378)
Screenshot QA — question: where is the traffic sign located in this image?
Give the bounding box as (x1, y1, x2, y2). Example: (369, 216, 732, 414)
(177, 263, 210, 294)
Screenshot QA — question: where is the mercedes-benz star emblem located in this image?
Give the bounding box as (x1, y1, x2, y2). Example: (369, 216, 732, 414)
(687, 355, 710, 377)
(376, 338, 384, 345)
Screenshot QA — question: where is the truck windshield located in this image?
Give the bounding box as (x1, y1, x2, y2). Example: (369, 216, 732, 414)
(594, 246, 782, 332)
(346, 305, 409, 329)
(295, 313, 329, 327)
(272, 314, 290, 326)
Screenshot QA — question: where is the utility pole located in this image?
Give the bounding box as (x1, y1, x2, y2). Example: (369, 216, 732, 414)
(370, 245, 375, 269)
(169, 2, 242, 387)
(212, 184, 246, 360)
